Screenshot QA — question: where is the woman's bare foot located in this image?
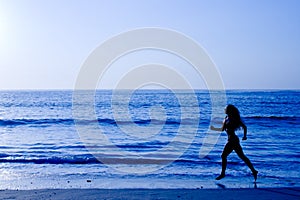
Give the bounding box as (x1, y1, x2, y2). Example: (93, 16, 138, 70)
(253, 170, 258, 182)
(215, 173, 225, 180)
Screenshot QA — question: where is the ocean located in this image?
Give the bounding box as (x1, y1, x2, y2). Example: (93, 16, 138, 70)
(0, 90, 299, 189)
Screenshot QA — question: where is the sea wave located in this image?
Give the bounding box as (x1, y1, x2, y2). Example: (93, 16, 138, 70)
(0, 154, 216, 165)
(0, 155, 100, 164)
(1, 116, 298, 127)
(245, 116, 300, 121)
(0, 118, 200, 127)
(0, 118, 74, 126)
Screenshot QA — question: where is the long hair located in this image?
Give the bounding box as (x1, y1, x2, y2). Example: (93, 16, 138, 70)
(225, 104, 242, 130)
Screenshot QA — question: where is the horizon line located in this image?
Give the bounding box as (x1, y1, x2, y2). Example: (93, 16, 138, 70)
(0, 88, 299, 91)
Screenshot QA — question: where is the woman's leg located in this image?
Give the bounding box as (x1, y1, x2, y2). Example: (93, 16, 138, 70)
(234, 144, 258, 181)
(216, 142, 233, 180)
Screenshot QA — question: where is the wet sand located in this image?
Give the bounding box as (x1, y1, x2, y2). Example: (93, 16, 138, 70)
(0, 187, 299, 200)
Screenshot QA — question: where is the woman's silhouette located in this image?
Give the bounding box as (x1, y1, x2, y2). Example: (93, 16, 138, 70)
(210, 104, 258, 181)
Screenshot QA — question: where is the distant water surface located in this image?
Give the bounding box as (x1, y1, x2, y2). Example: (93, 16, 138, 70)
(0, 90, 299, 189)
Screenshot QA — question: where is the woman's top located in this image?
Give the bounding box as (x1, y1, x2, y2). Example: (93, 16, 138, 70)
(224, 116, 240, 142)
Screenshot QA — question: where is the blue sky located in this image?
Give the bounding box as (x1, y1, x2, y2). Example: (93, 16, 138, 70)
(0, 0, 299, 89)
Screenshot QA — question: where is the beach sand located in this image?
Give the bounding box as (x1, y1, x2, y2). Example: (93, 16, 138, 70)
(0, 188, 299, 200)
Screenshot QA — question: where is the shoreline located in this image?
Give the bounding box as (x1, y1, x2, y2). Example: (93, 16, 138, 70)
(0, 187, 299, 200)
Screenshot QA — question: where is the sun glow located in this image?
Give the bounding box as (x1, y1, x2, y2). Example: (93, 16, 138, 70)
(0, 7, 6, 48)
(0, 5, 12, 55)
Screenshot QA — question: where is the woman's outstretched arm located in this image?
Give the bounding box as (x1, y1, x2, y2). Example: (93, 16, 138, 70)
(210, 121, 225, 132)
(241, 122, 248, 140)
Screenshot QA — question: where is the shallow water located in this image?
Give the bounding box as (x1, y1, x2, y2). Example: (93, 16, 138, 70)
(0, 90, 299, 189)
